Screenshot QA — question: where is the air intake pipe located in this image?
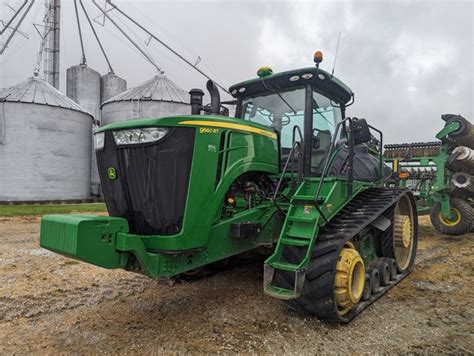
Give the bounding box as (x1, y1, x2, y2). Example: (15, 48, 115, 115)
(206, 80, 221, 115)
(189, 88, 204, 115)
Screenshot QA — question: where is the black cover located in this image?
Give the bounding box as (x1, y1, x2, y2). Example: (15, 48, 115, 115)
(329, 146, 392, 182)
(97, 128, 195, 235)
(230, 222, 262, 239)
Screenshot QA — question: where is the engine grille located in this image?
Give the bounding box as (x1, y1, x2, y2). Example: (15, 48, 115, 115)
(97, 127, 195, 235)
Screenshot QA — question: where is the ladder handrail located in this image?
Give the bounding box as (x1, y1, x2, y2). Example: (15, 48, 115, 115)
(273, 140, 302, 201)
(291, 125, 304, 186)
(314, 119, 385, 205)
(367, 124, 384, 182)
(314, 117, 353, 205)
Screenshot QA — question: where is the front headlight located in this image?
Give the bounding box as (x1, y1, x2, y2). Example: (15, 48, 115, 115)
(94, 132, 105, 151)
(113, 127, 169, 146)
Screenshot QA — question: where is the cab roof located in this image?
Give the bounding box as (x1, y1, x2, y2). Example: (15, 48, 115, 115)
(229, 67, 353, 105)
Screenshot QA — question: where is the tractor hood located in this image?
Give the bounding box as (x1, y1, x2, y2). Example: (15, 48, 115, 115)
(95, 115, 277, 140)
(94, 114, 278, 236)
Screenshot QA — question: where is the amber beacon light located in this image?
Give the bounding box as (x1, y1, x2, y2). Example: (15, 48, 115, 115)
(314, 51, 323, 67)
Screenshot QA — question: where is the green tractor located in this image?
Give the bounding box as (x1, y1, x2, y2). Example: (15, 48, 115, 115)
(40, 53, 418, 323)
(384, 114, 474, 236)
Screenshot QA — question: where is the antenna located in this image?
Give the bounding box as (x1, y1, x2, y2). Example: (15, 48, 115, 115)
(331, 31, 342, 78)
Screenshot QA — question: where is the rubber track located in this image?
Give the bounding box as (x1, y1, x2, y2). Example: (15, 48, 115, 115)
(275, 188, 415, 323)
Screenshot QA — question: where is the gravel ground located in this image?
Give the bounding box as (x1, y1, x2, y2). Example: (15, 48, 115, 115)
(0, 215, 473, 354)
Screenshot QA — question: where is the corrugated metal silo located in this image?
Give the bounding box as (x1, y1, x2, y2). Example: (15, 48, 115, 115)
(0, 77, 92, 201)
(101, 72, 127, 103)
(67, 64, 101, 120)
(101, 75, 190, 125)
(66, 64, 101, 195)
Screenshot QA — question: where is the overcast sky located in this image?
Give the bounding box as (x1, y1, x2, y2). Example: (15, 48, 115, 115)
(1, 0, 472, 143)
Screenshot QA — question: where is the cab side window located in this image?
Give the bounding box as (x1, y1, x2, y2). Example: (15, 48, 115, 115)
(242, 88, 306, 149)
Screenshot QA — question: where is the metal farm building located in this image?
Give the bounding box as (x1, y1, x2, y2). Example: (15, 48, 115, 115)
(0, 77, 93, 202)
(101, 75, 190, 125)
(65, 64, 127, 195)
(101, 72, 127, 103)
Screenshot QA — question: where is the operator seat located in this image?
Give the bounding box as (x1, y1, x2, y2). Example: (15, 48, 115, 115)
(311, 130, 332, 174)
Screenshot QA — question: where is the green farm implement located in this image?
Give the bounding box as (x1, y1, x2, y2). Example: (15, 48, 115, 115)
(384, 114, 474, 236)
(40, 52, 418, 323)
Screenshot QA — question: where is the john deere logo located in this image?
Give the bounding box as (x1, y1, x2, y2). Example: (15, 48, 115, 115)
(107, 167, 117, 180)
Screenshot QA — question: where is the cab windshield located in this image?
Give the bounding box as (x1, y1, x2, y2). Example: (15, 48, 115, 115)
(241, 87, 343, 173)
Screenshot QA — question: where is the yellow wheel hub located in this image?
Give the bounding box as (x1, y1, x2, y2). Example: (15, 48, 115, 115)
(394, 215, 412, 248)
(394, 215, 414, 271)
(335, 243, 365, 315)
(438, 208, 462, 227)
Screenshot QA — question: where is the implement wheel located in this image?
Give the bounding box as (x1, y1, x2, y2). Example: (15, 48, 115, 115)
(430, 198, 474, 236)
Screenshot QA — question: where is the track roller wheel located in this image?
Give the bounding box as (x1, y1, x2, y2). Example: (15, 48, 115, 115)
(430, 198, 474, 236)
(362, 274, 372, 301)
(380, 257, 398, 281)
(367, 267, 380, 294)
(371, 260, 390, 286)
(334, 242, 365, 315)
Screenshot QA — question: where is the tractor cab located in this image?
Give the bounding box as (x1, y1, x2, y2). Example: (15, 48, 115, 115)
(229, 54, 387, 184)
(229, 56, 353, 177)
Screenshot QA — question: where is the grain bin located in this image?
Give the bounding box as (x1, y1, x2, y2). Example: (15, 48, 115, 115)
(101, 72, 127, 103)
(101, 74, 190, 125)
(67, 64, 101, 120)
(0, 77, 92, 201)
(66, 64, 101, 195)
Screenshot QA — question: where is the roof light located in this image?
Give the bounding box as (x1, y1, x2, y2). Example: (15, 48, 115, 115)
(314, 51, 323, 66)
(289, 75, 300, 82)
(302, 73, 313, 79)
(257, 66, 273, 78)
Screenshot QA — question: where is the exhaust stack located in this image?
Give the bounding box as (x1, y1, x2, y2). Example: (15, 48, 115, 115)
(189, 88, 204, 115)
(206, 80, 221, 114)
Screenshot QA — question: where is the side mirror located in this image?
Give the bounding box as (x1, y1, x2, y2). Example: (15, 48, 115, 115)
(352, 118, 371, 145)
